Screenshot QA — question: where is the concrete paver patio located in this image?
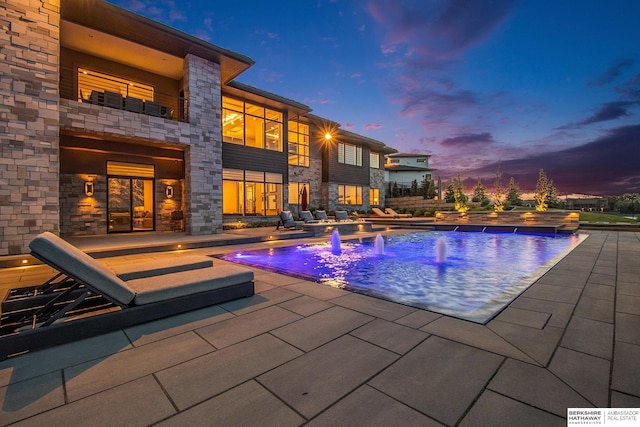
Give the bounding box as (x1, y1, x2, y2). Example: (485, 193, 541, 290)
(0, 229, 638, 426)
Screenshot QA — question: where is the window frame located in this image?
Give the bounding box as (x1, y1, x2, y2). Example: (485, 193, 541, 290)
(338, 142, 362, 166)
(338, 184, 363, 205)
(222, 168, 283, 216)
(222, 96, 284, 152)
(288, 121, 310, 167)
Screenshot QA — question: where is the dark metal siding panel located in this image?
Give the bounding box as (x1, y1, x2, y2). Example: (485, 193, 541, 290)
(222, 144, 288, 177)
(325, 142, 370, 185)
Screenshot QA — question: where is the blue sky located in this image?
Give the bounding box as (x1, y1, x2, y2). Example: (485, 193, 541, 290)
(109, 0, 640, 195)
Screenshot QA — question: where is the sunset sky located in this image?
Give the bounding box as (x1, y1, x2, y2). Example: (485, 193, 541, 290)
(109, 0, 640, 196)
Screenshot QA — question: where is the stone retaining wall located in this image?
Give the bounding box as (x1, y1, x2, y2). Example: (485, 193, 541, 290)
(434, 210, 580, 230)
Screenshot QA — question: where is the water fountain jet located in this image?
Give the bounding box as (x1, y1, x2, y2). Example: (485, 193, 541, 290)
(330, 229, 342, 254)
(374, 233, 385, 255)
(435, 238, 447, 264)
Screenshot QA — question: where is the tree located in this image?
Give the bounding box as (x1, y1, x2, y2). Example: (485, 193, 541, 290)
(506, 177, 522, 206)
(493, 164, 504, 212)
(453, 174, 469, 213)
(535, 169, 558, 211)
(391, 181, 400, 198)
(444, 180, 456, 203)
(420, 176, 436, 199)
(472, 178, 487, 203)
(410, 179, 419, 196)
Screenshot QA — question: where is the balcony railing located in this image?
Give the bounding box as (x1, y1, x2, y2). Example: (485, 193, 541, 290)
(60, 67, 189, 123)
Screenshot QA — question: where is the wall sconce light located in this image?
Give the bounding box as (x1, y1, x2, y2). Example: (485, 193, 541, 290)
(84, 181, 94, 197)
(166, 185, 174, 199)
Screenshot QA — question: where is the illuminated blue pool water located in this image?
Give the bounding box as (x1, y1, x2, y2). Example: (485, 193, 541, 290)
(221, 231, 586, 323)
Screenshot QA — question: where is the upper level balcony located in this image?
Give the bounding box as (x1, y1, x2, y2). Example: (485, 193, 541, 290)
(60, 65, 188, 123)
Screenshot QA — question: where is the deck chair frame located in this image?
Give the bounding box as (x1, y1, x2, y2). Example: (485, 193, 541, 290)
(0, 236, 253, 360)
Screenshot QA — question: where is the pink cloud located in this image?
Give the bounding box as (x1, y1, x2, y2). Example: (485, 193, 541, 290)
(364, 123, 383, 130)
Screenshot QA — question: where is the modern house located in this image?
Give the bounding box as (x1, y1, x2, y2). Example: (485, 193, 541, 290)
(1, 0, 395, 255)
(385, 153, 435, 192)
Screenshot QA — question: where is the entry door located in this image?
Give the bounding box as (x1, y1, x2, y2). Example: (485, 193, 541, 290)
(108, 178, 154, 232)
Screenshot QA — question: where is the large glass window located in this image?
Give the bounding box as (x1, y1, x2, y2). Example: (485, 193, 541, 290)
(338, 185, 363, 205)
(370, 152, 380, 169)
(288, 182, 310, 206)
(370, 188, 380, 206)
(222, 98, 244, 145)
(223, 169, 282, 215)
(288, 121, 310, 166)
(338, 143, 362, 166)
(222, 96, 283, 151)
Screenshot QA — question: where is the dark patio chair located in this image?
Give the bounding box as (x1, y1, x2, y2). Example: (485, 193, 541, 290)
(276, 211, 304, 230)
(125, 96, 144, 113)
(335, 210, 349, 221)
(314, 210, 329, 221)
(171, 210, 184, 232)
(300, 210, 319, 223)
(145, 101, 162, 117)
(104, 91, 123, 109)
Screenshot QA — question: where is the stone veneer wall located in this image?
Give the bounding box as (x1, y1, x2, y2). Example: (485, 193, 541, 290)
(289, 163, 322, 212)
(59, 174, 106, 235)
(58, 174, 183, 235)
(59, 99, 192, 144)
(0, 1, 60, 255)
(434, 210, 581, 230)
(157, 179, 184, 231)
(370, 168, 386, 207)
(182, 54, 223, 234)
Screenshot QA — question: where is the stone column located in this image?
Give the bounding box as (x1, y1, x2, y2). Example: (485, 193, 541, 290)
(182, 54, 222, 234)
(0, 1, 60, 255)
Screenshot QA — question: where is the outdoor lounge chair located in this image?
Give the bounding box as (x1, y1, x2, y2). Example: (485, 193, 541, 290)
(334, 210, 350, 221)
(276, 211, 304, 230)
(385, 208, 412, 218)
(0, 232, 254, 359)
(300, 210, 319, 223)
(372, 207, 394, 217)
(314, 210, 329, 221)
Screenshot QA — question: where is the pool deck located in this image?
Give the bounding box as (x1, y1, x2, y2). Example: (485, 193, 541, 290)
(0, 227, 638, 426)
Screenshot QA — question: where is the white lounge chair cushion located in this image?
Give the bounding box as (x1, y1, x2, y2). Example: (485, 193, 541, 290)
(128, 265, 254, 305)
(29, 232, 136, 305)
(112, 255, 213, 281)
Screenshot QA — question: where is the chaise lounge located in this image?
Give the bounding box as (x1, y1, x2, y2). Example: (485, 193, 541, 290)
(300, 210, 319, 223)
(334, 210, 351, 221)
(276, 210, 304, 230)
(385, 208, 412, 218)
(0, 232, 254, 359)
(372, 207, 394, 218)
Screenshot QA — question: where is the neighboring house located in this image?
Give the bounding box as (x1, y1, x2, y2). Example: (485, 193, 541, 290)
(1, 0, 395, 255)
(315, 121, 396, 212)
(385, 153, 436, 190)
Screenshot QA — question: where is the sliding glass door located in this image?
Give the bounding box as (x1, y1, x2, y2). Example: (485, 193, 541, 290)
(108, 177, 154, 232)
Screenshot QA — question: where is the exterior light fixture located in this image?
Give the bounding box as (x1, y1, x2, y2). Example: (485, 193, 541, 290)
(84, 181, 94, 197)
(166, 185, 174, 199)
(325, 132, 332, 141)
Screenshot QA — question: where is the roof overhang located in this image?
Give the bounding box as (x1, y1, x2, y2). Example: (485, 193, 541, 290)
(224, 81, 311, 117)
(61, 0, 254, 83)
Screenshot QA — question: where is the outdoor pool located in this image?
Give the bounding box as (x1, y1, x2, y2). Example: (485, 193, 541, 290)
(220, 231, 586, 323)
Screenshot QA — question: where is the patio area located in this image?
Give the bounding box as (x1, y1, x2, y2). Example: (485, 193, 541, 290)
(0, 228, 638, 426)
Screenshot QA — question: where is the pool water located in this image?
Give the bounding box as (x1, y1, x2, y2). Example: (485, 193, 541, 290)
(221, 231, 586, 323)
